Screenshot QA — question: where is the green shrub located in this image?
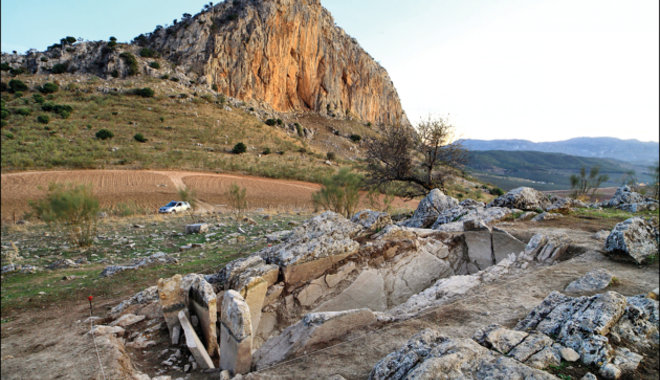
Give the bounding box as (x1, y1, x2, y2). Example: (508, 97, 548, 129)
(41, 103, 72, 118)
(265, 119, 277, 126)
(8, 79, 28, 92)
(13, 91, 23, 98)
(64, 36, 77, 44)
(119, 52, 138, 76)
(0, 82, 7, 92)
(51, 63, 68, 74)
(276, 118, 283, 126)
(326, 152, 336, 161)
(490, 187, 505, 196)
(37, 115, 50, 124)
(1, 109, 9, 120)
(40, 56, 49, 62)
(349, 134, 361, 143)
(232, 142, 247, 154)
(149, 61, 160, 69)
(139, 47, 158, 58)
(170, 77, 179, 82)
(211, 83, 218, 91)
(134, 133, 147, 142)
(111, 70, 119, 78)
(32, 93, 45, 104)
(95, 129, 114, 140)
(38, 82, 59, 94)
(108, 36, 117, 48)
(312, 168, 363, 217)
(9, 67, 25, 76)
(226, 183, 247, 220)
(14, 107, 31, 116)
(0, 62, 10, 71)
(29, 183, 100, 247)
(262, 147, 271, 155)
(295, 123, 303, 137)
(131, 87, 155, 97)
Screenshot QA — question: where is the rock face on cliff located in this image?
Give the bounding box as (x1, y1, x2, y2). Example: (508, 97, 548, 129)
(143, 0, 408, 125)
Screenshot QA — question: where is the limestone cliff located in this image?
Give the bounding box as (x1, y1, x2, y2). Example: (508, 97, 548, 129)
(143, 0, 408, 125)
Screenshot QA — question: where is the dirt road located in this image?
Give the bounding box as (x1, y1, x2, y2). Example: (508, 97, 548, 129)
(0, 170, 418, 222)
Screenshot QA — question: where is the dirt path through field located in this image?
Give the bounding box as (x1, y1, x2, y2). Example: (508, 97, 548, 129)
(1, 170, 418, 222)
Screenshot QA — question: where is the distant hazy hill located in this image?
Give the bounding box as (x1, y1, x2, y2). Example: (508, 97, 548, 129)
(459, 137, 659, 165)
(465, 150, 655, 191)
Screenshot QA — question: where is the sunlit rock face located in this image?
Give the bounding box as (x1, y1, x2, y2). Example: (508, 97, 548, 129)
(146, 0, 409, 126)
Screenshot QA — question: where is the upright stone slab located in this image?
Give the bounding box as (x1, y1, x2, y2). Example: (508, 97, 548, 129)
(157, 274, 185, 340)
(178, 310, 215, 369)
(220, 290, 253, 375)
(189, 275, 219, 357)
(238, 276, 269, 336)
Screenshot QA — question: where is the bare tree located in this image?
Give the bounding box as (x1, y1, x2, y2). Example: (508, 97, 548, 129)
(365, 117, 466, 197)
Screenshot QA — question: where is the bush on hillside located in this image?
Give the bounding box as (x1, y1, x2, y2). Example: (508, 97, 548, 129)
(349, 134, 361, 143)
(131, 87, 155, 97)
(38, 82, 59, 94)
(37, 115, 50, 124)
(95, 129, 114, 140)
(32, 93, 45, 104)
(119, 52, 139, 76)
(8, 79, 28, 92)
(139, 47, 158, 58)
(134, 133, 147, 143)
(265, 119, 277, 126)
(149, 61, 160, 69)
(51, 63, 68, 74)
(14, 108, 31, 116)
(232, 142, 247, 154)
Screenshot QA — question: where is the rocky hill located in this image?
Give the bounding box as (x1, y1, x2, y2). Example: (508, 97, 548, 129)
(1, 0, 408, 127)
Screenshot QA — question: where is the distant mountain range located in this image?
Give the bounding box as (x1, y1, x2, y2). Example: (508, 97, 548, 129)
(459, 137, 659, 165)
(464, 150, 655, 191)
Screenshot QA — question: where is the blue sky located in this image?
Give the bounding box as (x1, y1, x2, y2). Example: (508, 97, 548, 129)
(2, 0, 658, 142)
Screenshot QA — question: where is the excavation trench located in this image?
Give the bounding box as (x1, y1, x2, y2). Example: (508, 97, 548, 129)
(169, 215, 531, 374)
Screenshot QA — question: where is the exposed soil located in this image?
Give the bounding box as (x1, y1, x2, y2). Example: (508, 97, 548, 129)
(0, 170, 419, 222)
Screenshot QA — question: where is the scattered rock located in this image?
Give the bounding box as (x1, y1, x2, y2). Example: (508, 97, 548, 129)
(532, 212, 562, 222)
(399, 189, 459, 228)
(47, 259, 77, 270)
(565, 269, 614, 293)
(604, 217, 659, 265)
(185, 223, 209, 234)
(487, 187, 552, 211)
(220, 290, 252, 375)
(109, 313, 146, 327)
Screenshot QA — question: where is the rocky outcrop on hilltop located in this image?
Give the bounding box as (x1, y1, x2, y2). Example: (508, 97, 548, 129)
(143, 0, 408, 125)
(2, 0, 408, 126)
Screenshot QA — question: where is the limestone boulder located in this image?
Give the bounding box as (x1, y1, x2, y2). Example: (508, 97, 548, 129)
(547, 196, 587, 211)
(369, 329, 557, 380)
(399, 189, 459, 228)
(487, 187, 552, 211)
(259, 211, 362, 286)
(604, 217, 659, 265)
(254, 308, 376, 370)
(565, 269, 614, 293)
(208, 255, 279, 292)
(603, 186, 647, 208)
(185, 223, 209, 234)
(520, 233, 571, 263)
(351, 209, 392, 236)
(432, 206, 513, 232)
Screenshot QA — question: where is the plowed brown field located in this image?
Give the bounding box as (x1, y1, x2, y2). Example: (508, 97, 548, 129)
(1, 170, 418, 222)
